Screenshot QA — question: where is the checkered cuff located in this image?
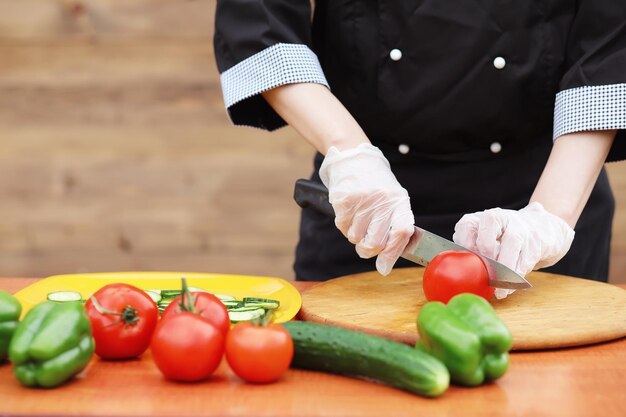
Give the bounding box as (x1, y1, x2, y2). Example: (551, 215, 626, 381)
(553, 83, 626, 139)
(220, 43, 329, 109)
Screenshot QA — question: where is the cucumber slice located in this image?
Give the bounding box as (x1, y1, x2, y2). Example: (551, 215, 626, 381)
(215, 294, 236, 301)
(187, 286, 210, 293)
(228, 308, 265, 322)
(145, 290, 162, 304)
(243, 297, 280, 310)
(160, 290, 182, 298)
(228, 306, 266, 312)
(222, 300, 244, 309)
(47, 291, 82, 303)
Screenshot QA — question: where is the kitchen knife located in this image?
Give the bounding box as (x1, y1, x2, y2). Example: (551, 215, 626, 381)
(293, 179, 531, 290)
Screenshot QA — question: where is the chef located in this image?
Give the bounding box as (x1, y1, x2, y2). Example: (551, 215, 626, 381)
(213, 1, 626, 295)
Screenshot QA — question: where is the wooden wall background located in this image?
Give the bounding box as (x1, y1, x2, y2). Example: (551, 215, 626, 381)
(0, 0, 624, 284)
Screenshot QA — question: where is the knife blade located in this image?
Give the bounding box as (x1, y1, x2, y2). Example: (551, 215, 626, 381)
(294, 179, 531, 290)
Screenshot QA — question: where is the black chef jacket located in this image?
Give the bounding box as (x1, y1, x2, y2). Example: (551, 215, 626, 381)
(214, 1, 626, 282)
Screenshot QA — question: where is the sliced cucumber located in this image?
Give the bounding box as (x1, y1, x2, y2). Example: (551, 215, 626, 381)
(215, 294, 236, 301)
(222, 300, 244, 309)
(145, 290, 162, 304)
(47, 291, 82, 303)
(160, 290, 182, 298)
(148, 288, 278, 319)
(228, 305, 266, 312)
(228, 308, 265, 322)
(243, 297, 280, 310)
(188, 286, 210, 293)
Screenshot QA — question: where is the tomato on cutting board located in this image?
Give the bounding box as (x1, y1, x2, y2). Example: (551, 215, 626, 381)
(160, 291, 230, 336)
(85, 283, 159, 360)
(422, 250, 495, 303)
(225, 322, 293, 383)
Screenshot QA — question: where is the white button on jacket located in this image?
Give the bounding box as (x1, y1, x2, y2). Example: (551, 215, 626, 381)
(389, 49, 403, 61)
(398, 144, 410, 154)
(490, 142, 502, 154)
(493, 56, 506, 69)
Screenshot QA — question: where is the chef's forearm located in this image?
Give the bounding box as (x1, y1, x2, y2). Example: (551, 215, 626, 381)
(262, 83, 369, 154)
(530, 130, 617, 228)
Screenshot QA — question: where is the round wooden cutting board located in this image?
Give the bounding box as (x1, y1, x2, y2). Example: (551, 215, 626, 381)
(299, 268, 626, 350)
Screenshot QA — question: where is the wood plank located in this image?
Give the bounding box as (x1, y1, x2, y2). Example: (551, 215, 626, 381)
(0, 0, 216, 39)
(0, 31, 624, 285)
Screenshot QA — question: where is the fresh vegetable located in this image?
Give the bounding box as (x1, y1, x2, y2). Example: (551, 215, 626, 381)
(146, 286, 280, 329)
(151, 313, 225, 382)
(423, 250, 495, 303)
(9, 301, 94, 388)
(144, 290, 162, 304)
(226, 320, 293, 383)
(85, 283, 159, 360)
(47, 291, 82, 303)
(160, 284, 230, 336)
(151, 278, 226, 382)
(416, 293, 512, 386)
(228, 307, 265, 323)
(242, 297, 280, 310)
(148, 287, 280, 324)
(0, 290, 22, 362)
(283, 321, 449, 397)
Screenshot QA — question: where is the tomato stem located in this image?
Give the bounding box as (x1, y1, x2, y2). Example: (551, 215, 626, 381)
(89, 296, 140, 326)
(176, 277, 198, 314)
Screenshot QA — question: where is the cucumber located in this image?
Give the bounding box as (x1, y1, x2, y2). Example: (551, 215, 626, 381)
(228, 306, 265, 312)
(215, 294, 236, 301)
(187, 286, 211, 293)
(148, 288, 276, 319)
(221, 300, 244, 309)
(47, 291, 82, 302)
(160, 290, 182, 298)
(228, 308, 265, 322)
(283, 321, 449, 397)
(243, 297, 280, 310)
(144, 290, 162, 304)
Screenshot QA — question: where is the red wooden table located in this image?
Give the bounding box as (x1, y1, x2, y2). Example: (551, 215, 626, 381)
(1, 277, 625, 417)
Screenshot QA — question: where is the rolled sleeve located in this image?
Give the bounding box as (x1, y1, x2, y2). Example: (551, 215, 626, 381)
(553, 83, 626, 139)
(220, 43, 329, 130)
(214, 0, 329, 131)
(553, 0, 626, 160)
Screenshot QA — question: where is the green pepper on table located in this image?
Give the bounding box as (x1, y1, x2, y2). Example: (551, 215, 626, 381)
(416, 293, 512, 386)
(0, 290, 22, 362)
(9, 301, 95, 388)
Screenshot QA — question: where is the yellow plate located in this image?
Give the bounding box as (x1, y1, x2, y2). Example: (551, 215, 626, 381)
(13, 272, 302, 322)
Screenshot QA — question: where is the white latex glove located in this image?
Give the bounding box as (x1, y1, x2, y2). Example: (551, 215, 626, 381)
(319, 143, 415, 275)
(453, 202, 575, 299)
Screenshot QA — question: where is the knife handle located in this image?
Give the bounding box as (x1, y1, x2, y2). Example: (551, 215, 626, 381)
(293, 179, 336, 218)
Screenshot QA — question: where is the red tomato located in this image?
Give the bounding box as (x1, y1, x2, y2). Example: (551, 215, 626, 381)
(225, 322, 293, 383)
(160, 292, 230, 336)
(423, 250, 495, 303)
(151, 313, 225, 382)
(85, 283, 159, 360)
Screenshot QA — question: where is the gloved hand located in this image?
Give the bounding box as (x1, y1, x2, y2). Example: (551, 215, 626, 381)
(453, 202, 575, 299)
(319, 143, 414, 275)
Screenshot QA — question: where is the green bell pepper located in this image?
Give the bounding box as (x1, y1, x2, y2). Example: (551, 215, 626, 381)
(0, 290, 22, 362)
(9, 301, 94, 388)
(416, 293, 512, 386)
